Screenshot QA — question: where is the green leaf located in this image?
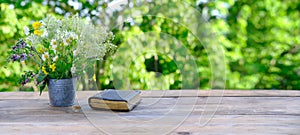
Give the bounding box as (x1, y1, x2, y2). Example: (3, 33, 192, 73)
(36, 71, 46, 84)
(39, 82, 46, 96)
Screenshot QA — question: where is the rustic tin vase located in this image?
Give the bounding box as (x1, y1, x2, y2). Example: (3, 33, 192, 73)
(48, 78, 77, 107)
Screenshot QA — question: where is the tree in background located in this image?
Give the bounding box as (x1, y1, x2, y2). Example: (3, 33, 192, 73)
(0, 0, 299, 91)
(0, 2, 50, 91)
(199, 0, 300, 89)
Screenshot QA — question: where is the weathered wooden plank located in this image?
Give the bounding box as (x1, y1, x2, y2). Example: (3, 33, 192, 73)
(1, 90, 300, 100)
(177, 114, 300, 134)
(1, 91, 300, 134)
(2, 115, 298, 135)
(0, 124, 102, 135)
(0, 92, 47, 99)
(2, 96, 299, 108)
(3, 96, 300, 108)
(140, 90, 300, 97)
(1, 97, 300, 115)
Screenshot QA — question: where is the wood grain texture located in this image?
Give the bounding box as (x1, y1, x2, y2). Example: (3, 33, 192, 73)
(1, 90, 300, 99)
(0, 90, 300, 134)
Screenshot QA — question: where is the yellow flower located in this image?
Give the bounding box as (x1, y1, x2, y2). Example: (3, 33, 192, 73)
(34, 30, 42, 36)
(38, 48, 43, 53)
(42, 66, 48, 75)
(49, 63, 56, 72)
(32, 21, 42, 29)
(93, 74, 96, 82)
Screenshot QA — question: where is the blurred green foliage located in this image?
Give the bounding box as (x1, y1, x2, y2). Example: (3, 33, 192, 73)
(0, 0, 299, 91)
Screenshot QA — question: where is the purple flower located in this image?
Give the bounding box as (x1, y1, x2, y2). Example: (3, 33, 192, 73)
(11, 54, 20, 62)
(31, 74, 35, 77)
(11, 46, 17, 50)
(21, 81, 26, 86)
(25, 78, 30, 83)
(19, 40, 27, 48)
(20, 53, 27, 61)
(21, 78, 31, 86)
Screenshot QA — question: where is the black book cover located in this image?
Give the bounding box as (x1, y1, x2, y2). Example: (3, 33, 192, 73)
(90, 89, 141, 102)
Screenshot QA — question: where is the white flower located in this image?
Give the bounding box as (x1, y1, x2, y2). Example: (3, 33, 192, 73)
(52, 47, 57, 53)
(63, 38, 71, 46)
(50, 39, 58, 53)
(50, 39, 57, 48)
(41, 30, 48, 38)
(53, 47, 57, 53)
(56, 29, 61, 35)
(41, 52, 49, 61)
(70, 32, 78, 40)
(73, 50, 78, 56)
(64, 31, 70, 37)
(57, 20, 62, 26)
(50, 39, 57, 46)
(40, 20, 45, 25)
(71, 67, 76, 73)
(52, 55, 58, 62)
(24, 26, 30, 35)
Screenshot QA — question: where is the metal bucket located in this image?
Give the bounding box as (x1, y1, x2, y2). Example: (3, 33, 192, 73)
(48, 78, 77, 107)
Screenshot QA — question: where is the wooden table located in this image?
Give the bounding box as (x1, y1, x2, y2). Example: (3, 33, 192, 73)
(1, 90, 300, 134)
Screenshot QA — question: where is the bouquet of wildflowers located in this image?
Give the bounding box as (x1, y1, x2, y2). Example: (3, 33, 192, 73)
(8, 15, 115, 93)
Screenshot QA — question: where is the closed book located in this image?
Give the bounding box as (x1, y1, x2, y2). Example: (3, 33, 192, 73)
(88, 89, 141, 111)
